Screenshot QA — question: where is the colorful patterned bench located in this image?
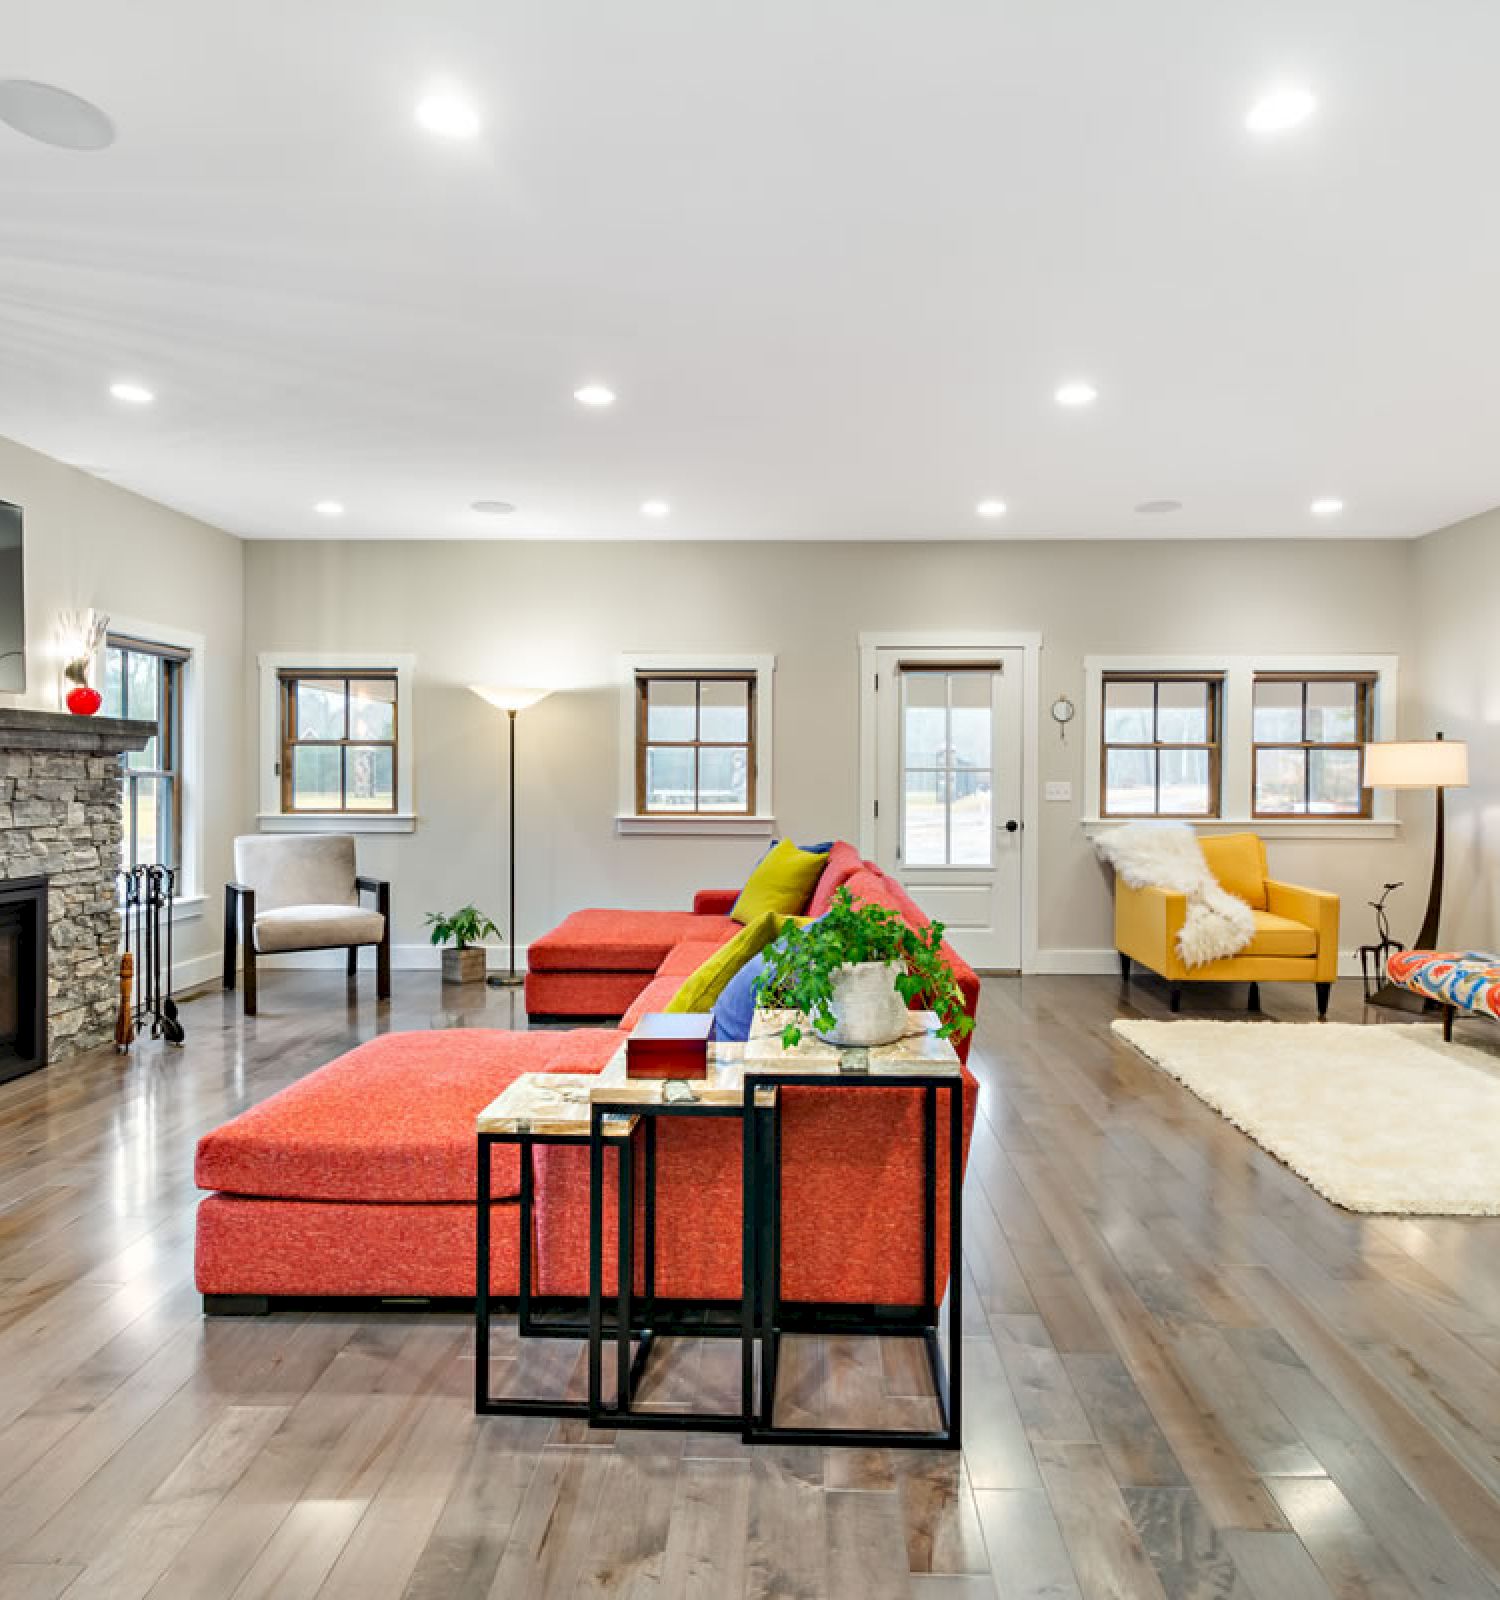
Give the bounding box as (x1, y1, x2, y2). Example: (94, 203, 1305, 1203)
(1386, 950, 1500, 1040)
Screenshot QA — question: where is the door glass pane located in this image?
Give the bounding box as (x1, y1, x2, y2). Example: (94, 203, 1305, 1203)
(1157, 681, 1208, 743)
(349, 677, 395, 741)
(1306, 680, 1358, 743)
(903, 769, 946, 865)
(344, 745, 394, 810)
(699, 680, 748, 743)
(291, 745, 342, 809)
(1256, 748, 1306, 813)
(902, 673, 946, 767)
(1105, 748, 1156, 814)
(949, 672, 993, 866)
(645, 679, 695, 742)
(1310, 747, 1362, 813)
(1158, 748, 1210, 814)
(698, 746, 748, 811)
(295, 679, 345, 740)
(645, 746, 695, 810)
(1253, 681, 1302, 742)
(1104, 681, 1153, 742)
(948, 672, 992, 766)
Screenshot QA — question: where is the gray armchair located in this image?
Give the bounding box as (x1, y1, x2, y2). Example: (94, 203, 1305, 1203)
(223, 834, 390, 1015)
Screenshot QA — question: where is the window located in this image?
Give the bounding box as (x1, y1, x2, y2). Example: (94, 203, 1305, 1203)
(103, 635, 186, 870)
(1253, 674, 1374, 816)
(1101, 674, 1222, 817)
(900, 666, 994, 867)
(635, 672, 755, 815)
(278, 671, 398, 814)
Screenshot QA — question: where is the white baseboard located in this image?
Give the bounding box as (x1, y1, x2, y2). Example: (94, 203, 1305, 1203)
(1030, 947, 1366, 979)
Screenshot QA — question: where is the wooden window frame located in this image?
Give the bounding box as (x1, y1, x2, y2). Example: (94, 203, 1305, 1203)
(1100, 672, 1224, 819)
(277, 669, 399, 815)
(634, 671, 757, 817)
(1251, 672, 1375, 819)
(106, 634, 187, 871)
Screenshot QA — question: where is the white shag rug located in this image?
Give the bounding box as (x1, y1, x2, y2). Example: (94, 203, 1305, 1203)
(1112, 1019, 1500, 1215)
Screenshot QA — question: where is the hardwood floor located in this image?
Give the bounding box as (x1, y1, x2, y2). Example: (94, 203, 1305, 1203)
(2, 968, 1499, 1598)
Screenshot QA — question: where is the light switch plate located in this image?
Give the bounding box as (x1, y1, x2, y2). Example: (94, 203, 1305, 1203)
(1044, 781, 1073, 802)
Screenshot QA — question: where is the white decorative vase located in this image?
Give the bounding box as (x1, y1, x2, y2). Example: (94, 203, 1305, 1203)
(815, 960, 909, 1046)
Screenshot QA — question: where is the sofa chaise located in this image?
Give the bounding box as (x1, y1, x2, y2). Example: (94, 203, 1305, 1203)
(195, 840, 979, 1310)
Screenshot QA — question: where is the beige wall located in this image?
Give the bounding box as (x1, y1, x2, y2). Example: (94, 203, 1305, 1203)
(244, 536, 1431, 969)
(0, 435, 245, 985)
(1415, 507, 1499, 950)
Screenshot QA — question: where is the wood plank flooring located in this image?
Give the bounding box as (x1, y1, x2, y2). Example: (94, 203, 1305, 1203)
(1, 968, 1499, 1597)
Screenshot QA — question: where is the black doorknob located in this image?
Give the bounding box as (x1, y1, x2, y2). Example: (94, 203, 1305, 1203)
(1004, 819, 1020, 833)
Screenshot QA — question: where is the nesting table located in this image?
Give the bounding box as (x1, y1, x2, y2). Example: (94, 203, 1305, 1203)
(474, 1010, 963, 1448)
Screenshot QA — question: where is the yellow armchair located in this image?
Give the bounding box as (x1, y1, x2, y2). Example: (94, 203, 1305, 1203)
(1114, 833, 1339, 1017)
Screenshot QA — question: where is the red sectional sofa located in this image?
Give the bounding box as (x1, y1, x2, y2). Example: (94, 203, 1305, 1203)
(195, 841, 980, 1307)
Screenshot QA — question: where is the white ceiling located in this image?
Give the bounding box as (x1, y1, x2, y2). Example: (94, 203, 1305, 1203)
(2, 0, 1498, 542)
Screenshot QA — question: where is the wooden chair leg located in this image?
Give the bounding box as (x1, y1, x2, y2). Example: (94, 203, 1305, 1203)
(243, 938, 258, 1017)
(1118, 952, 1131, 982)
(1248, 982, 1261, 1013)
(1315, 982, 1331, 1020)
(376, 930, 391, 1001)
(1169, 983, 1182, 1014)
(347, 946, 358, 978)
(1443, 1003, 1455, 1042)
(222, 889, 237, 992)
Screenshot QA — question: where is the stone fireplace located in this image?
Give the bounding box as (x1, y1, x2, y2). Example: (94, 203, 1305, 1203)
(0, 707, 154, 1072)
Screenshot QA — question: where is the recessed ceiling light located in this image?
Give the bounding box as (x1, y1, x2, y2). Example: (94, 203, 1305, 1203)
(975, 500, 1007, 518)
(470, 500, 516, 516)
(1134, 499, 1183, 514)
(315, 500, 345, 516)
(1246, 86, 1316, 135)
(640, 499, 671, 518)
(415, 87, 480, 140)
(1310, 496, 1344, 516)
(574, 384, 616, 408)
(1054, 381, 1098, 408)
(0, 80, 115, 150)
(109, 381, 153, 405)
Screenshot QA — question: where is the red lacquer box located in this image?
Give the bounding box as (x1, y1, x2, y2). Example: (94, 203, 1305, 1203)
(626, 1013, 712, 1079)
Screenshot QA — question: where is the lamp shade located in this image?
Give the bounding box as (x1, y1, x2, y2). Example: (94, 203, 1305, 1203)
(469, 684, 552, 714)
(1363, 739, 1469, 790)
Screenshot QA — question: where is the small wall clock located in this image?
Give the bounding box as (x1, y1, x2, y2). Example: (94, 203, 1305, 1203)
(1050, 695, 1076, 741)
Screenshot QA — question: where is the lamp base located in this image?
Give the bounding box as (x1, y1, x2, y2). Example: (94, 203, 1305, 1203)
(486, 973, 525, 989)
(1366, 981, 1434, 1015)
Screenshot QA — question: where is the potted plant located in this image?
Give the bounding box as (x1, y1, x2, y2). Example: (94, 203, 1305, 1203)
(758, 886, 975, 1049)
(425, 905, 501, 985)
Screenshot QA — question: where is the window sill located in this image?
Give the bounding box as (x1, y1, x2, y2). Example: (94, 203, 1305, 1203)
(1081, 816, 1400, 841)
(616, 814, 777, 838)
(257, 812, 418, 835)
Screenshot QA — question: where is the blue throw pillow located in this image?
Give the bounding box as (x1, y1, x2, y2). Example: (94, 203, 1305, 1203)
(711, 950, 767, 1043)
(762, 837, 834, 857)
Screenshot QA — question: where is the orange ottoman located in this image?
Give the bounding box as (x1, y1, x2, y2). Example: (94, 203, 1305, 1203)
(194, 1027, 622, 1306)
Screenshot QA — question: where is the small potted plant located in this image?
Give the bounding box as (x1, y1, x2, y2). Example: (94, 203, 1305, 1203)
(425, 905, 501, 986)
(758, 887, 975, 1049)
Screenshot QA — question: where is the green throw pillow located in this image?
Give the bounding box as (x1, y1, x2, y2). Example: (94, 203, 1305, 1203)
(667, 911, 802, 1013)
(730, 839, 829, 924)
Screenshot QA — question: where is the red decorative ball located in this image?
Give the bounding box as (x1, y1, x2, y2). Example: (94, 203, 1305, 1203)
(65, 684, 103, 717)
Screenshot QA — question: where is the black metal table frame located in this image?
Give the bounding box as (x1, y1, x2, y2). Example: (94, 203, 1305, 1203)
(741, 1070, 963, 1450)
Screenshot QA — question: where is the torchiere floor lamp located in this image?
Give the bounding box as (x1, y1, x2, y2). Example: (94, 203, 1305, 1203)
(469, 685, 552, 988)
(1362, 732, 1470, 1011)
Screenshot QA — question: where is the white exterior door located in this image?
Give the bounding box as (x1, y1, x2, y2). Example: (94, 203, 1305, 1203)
(871, 646, 1025, 971)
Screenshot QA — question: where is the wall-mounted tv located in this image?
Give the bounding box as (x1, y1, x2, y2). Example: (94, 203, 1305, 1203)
(0, 500, 22, 693)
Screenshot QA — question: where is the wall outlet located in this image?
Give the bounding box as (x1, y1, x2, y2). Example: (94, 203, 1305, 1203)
(1044, 780, 1073, 803)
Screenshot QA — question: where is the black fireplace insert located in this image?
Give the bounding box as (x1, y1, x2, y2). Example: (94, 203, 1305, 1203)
(0, 876, 47, 1083)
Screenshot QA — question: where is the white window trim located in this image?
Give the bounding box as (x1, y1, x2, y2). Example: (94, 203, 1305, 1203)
(107, 615, 207, 920)
(1082, 653, 1401, 838)
(616, 652, 776, 835)
(257, 651, 417, 833)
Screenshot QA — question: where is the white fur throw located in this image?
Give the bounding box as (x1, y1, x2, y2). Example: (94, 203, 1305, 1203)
(1095, 823, 1256, 968)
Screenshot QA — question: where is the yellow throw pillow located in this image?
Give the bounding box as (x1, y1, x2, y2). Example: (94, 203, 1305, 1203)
(731, 839, 830, 924)
(666, 912, 801, 1013)
(1199, 833, 1268, 911)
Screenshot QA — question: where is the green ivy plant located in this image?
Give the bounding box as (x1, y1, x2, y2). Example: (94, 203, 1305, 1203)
(757, 887, 975, 1049)
(425, 905, 501, 950)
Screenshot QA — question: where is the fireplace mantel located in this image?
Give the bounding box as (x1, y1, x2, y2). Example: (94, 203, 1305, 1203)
(0, 706, 154, 756)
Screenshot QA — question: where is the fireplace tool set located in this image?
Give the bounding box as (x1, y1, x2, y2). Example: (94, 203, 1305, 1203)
(116, 864, 185, 1051)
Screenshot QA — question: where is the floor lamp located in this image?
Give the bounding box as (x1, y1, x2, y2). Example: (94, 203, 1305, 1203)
(469, 686, 552, 988)
(1363, 732, 1469, 1011)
